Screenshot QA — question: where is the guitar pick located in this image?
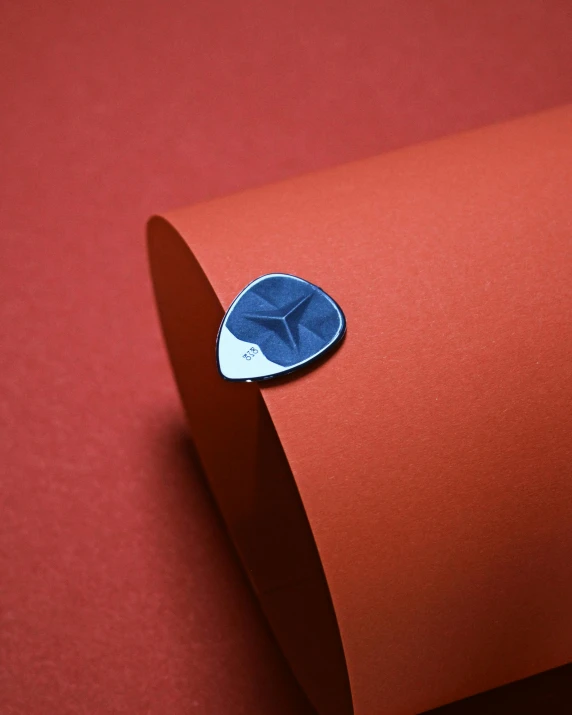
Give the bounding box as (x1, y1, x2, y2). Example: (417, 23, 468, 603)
(217, 273, 346, 381)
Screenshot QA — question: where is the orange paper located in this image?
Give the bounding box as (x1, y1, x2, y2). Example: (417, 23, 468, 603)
(148, 105, 572, 715)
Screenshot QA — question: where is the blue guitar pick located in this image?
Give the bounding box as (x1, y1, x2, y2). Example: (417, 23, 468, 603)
(217, 273, 346, 381)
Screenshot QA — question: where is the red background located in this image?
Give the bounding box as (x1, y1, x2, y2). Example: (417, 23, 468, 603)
(1, 2, 571, 713)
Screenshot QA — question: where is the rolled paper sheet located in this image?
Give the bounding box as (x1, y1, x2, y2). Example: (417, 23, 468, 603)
(148, 105, 572, 715)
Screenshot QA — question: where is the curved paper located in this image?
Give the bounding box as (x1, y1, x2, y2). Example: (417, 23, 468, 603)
(148, 106, 572, 715)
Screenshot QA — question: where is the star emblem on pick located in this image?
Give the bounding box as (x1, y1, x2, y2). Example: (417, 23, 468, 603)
(216, 273, 346, 381)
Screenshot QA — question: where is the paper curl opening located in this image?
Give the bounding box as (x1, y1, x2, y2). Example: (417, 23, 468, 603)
(148, 216, 352, 715)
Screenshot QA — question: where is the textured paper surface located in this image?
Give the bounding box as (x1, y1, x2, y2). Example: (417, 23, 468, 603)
(149, 106, 572, 715)
(3, 2, 572, 713)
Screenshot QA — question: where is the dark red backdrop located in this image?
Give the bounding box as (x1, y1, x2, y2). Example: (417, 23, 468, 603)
(2, 2, 571, 713)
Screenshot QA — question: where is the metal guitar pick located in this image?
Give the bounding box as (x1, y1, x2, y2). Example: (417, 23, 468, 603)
(216, 273, 346, 381)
